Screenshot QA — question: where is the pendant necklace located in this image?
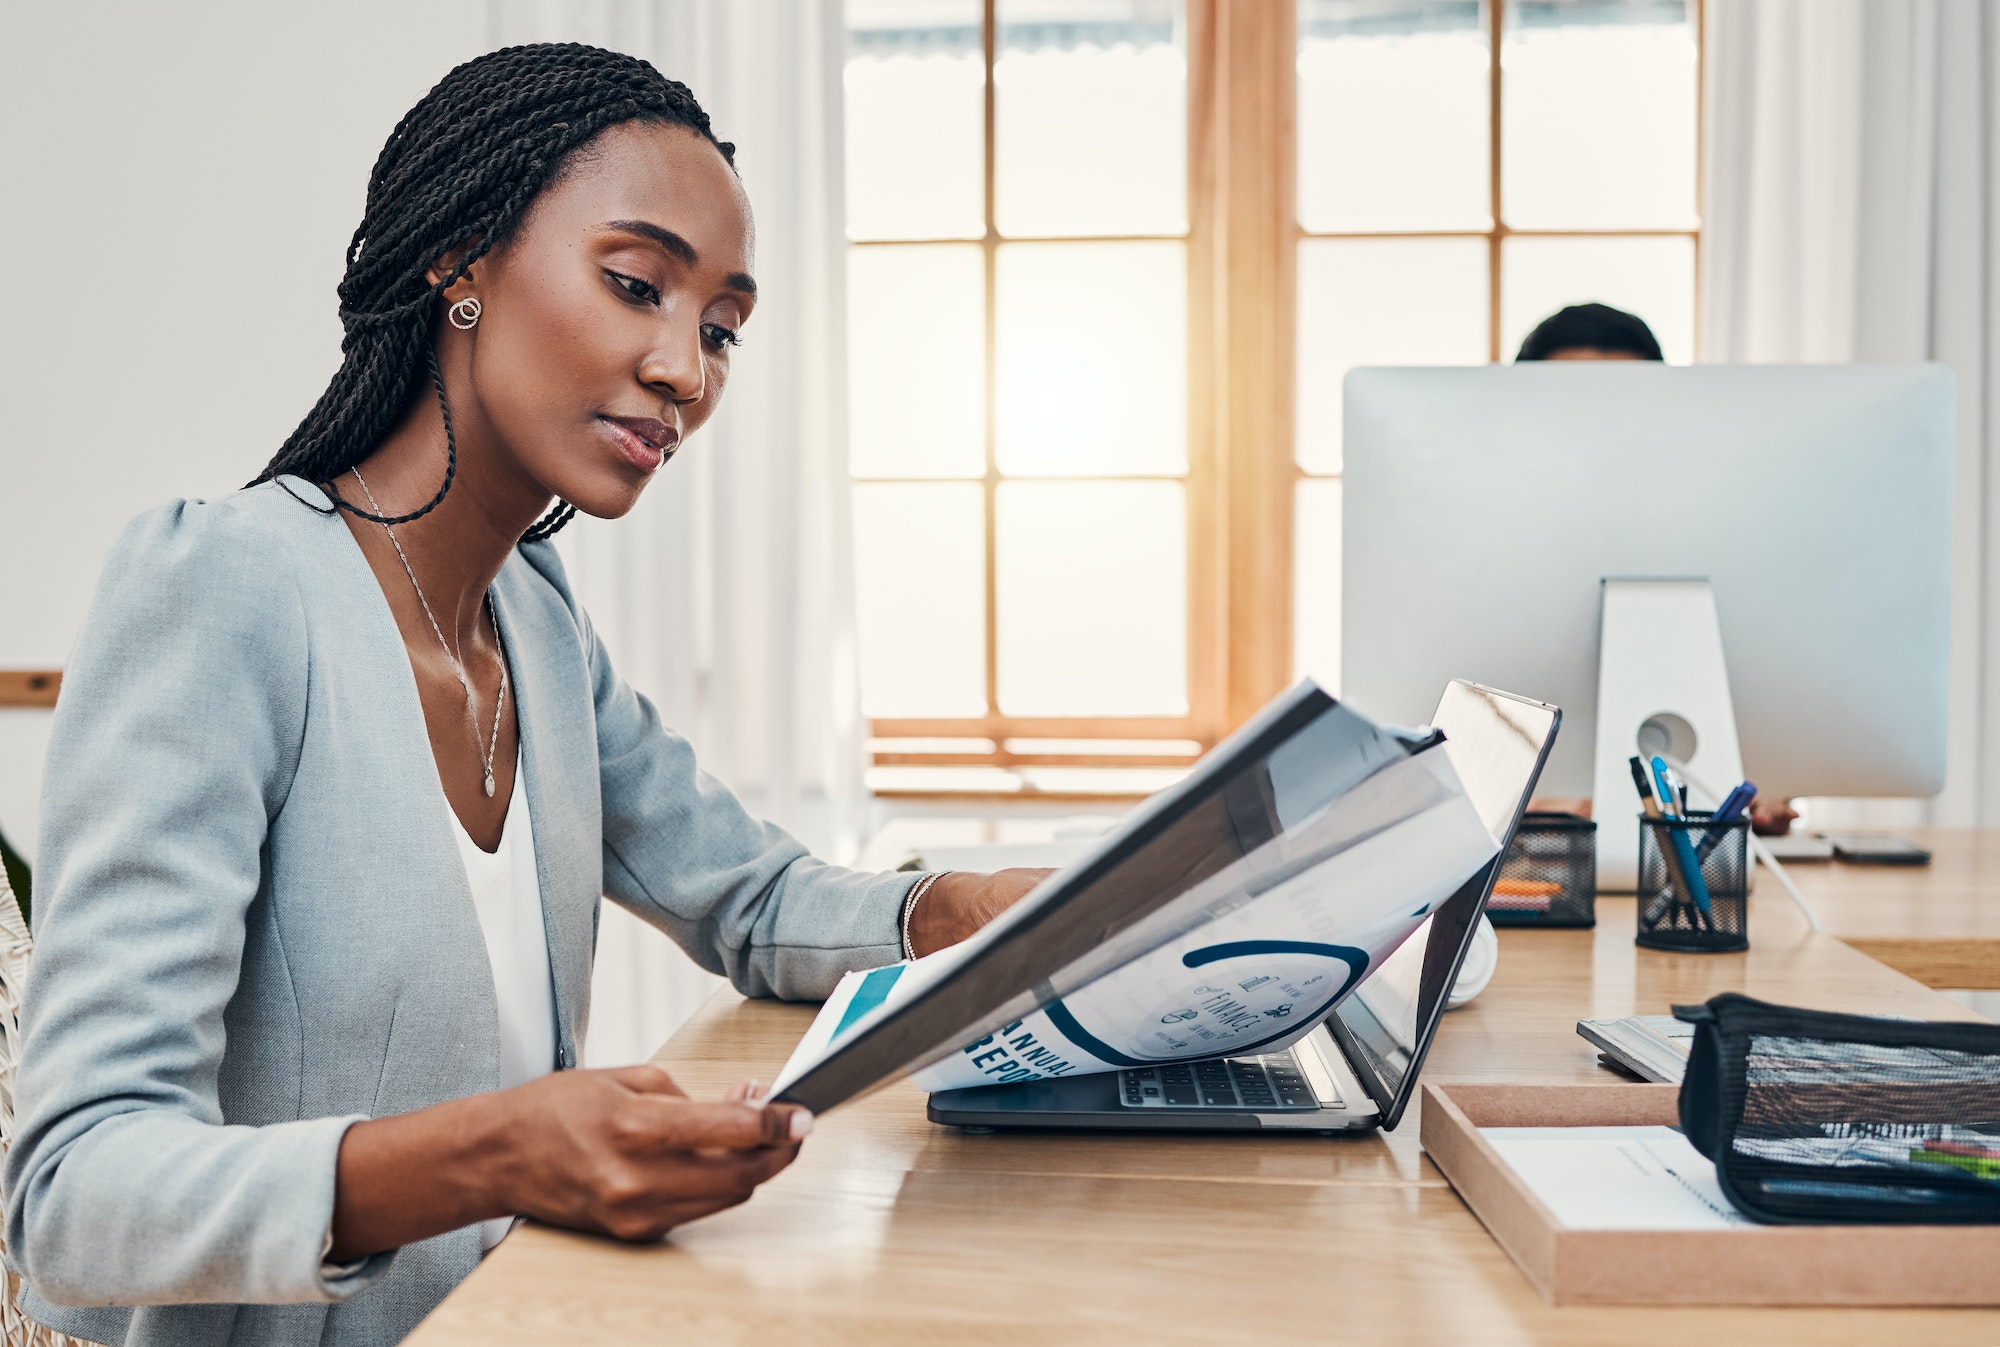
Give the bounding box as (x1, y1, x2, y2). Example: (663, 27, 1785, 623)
(351, 467, 508, 797)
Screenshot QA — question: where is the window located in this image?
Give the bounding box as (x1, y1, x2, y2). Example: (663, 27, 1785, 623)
(845, 0, 1205, 797)
(844, 0, 1700, 794)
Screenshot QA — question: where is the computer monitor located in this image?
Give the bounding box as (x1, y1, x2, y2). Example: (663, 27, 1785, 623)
(1340, 363, 1953, 886)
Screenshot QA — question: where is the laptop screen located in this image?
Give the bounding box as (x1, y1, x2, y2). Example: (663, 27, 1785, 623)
(1325, 682, 1559, 1127)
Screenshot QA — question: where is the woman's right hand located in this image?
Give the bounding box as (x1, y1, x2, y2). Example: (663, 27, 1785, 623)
(329, 1065, 810, 1260)
(494, 1065, 809, 1241)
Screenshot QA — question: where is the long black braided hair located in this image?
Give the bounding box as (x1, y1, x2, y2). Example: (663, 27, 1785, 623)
(252, 43, 734, 542)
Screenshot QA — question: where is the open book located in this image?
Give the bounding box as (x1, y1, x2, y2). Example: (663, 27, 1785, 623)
(774, 687, 1499, 1104)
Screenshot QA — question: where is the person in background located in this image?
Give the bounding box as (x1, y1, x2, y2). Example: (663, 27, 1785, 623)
(1515, 301, 1663, 363)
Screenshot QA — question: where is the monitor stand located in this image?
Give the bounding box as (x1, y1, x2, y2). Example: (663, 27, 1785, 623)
(1589, 578, 1745, 891)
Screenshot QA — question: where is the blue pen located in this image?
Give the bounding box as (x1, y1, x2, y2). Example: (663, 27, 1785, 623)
(1651, 756, 1714, 914)
(1648, 757, 1681, 820)
(1639, 758, 1698, 928)
(1698, 780, 1757, 858)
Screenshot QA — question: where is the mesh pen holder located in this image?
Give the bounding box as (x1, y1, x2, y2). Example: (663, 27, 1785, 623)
(1677, 992, 2000, 1224)
(1489, 812, 1596, 928)
(1636, 813, 1749, 953)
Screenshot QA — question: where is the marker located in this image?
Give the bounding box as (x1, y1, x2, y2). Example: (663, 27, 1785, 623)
(1711, 780, 1757, 825)
(1629, 756, 1663, 818)
(1652, 756, 1714, 916)
(1697, 780, 1757, 859)
(1633, 757, 1681, 926)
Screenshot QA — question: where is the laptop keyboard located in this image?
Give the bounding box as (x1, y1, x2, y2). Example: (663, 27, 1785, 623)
(1118, 1050, 1330, 1111)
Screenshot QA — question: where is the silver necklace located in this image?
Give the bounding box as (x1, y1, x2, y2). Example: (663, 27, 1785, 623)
(351, 467, 509, 798)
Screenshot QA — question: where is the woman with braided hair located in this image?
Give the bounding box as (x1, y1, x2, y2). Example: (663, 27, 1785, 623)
(6, 43, 1042, 1346)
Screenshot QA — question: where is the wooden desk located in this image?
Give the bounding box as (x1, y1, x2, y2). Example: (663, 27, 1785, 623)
(1776, 828, 2000, 989)
(409, 888, 2000, 1344)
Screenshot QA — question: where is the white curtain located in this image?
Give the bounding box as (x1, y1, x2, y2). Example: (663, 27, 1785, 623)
(488, 0, 865, 1064)
(1702, 0, 2000, 827)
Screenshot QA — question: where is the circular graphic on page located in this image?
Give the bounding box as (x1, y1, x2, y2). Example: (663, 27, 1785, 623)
(1043, 939, 1370, 1066)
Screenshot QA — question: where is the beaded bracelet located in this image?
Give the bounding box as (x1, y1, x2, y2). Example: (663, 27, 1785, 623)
(899, 871, 950, 961)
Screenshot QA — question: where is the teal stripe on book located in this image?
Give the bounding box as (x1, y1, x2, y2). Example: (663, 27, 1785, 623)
(832, 964, 906, 1042)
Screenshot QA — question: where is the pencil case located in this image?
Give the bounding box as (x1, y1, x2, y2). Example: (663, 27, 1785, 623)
(1488, 812, 1595, 928)
(1675, 992, 2000, 1224)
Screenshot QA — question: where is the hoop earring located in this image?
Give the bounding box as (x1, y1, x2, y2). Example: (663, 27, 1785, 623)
(448, 297, 482, 331)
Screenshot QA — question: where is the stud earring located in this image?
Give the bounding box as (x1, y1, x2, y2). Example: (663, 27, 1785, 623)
(447, 297, 482, 330)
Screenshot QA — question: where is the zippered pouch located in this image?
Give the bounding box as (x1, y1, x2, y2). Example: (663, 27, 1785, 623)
(1676, 992, 2000, 1224)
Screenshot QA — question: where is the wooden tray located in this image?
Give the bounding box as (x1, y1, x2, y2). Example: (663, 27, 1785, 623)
(1420, 1081, 2000, 1306)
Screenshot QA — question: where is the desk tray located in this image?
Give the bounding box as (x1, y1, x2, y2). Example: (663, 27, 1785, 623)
(1419, 1081, 2000, 1306)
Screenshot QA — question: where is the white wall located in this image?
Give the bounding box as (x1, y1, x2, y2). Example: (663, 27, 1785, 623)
(0, 2, 491, 857)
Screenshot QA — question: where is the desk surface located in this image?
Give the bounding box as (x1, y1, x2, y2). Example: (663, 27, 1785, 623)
(1771, 828, 2000, 989)
(408, 852, 2000, 1346)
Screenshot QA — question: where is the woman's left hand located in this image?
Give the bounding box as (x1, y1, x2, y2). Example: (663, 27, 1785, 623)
(905, 868, 1053, 958)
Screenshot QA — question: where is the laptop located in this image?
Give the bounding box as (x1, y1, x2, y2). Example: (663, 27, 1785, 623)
(926, 681, 1560, 1135)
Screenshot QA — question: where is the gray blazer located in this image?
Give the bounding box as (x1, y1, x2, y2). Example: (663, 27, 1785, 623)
(6, 479, 915, 1346)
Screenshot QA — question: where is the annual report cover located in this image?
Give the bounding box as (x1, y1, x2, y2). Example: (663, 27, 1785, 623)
(774, 694, 1498, 1098)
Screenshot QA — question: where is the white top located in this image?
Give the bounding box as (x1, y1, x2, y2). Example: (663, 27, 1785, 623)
(449, 750, 559, 1251)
